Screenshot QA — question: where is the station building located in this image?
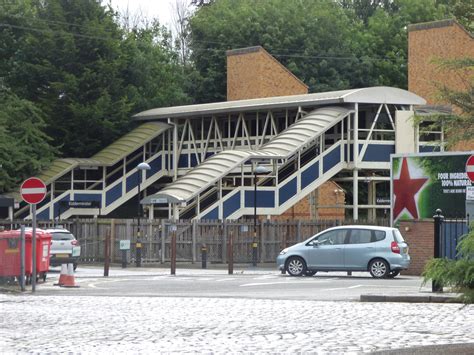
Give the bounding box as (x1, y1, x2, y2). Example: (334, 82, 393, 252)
(12, 19, 473, 223)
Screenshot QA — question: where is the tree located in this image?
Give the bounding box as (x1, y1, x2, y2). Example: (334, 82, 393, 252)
(0, 0, 189, 158)
(187, 0, 450, 103)
(0, 87, 56, 193)
(423, 223, 474, 303)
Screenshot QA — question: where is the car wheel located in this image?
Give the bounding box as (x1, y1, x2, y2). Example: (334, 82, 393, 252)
(386, 270, 400, 279)
(286, 257, 306, 277)
(369, 259, 389, 278)
(305, 270, 317, 277)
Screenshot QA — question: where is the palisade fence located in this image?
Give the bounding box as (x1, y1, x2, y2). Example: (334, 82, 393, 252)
(0, 218, 390, 266)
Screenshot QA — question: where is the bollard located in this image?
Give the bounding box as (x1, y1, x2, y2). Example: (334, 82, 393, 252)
(201, 244, 207, 269)
(121, 249, 127, 268)
(104, 230, 110, 277)
(135, 238, 142, 268)
(252, 241, 258, 267)
(432, 209, 444, 292)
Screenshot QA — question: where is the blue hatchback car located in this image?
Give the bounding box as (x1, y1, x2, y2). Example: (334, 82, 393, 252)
(276, 225, 410, 278)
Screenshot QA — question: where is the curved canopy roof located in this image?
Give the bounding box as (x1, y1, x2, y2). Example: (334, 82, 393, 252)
(37, 122, 170, 185)
(134, 86, 425, 120)
(145, 106, 351, 203)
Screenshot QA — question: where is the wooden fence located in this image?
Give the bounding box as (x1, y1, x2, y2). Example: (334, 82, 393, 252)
(0, 218, 390, 265)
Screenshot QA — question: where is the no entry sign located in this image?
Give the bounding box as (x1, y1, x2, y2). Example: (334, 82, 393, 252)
(21, 177, 47, 204)
(467, 155, 474, 182)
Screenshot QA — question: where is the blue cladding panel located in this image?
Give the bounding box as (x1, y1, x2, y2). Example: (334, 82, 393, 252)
(54, 195, 71, 219)
(362, 144, 394, 162)
(73, 194, 101, 202)
(37, 209, 49, 220)
(126, 171, 139, 192)
(147, 156, 162, 178)
(178, 155, 188, 168)
(279, 178, 297, 205)
(323, 148, 341, 173)
(301, 161, 319, 189)
(223, 192, 241, 218)
(244, 191, 275, 208)
(419, 145, 441, 153)
(190, 154, 199, 167)
(106, 182, 122, 206)
(202, 207, 218, 220)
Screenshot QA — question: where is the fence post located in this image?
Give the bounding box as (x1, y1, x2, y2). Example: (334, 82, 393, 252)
(222, 220, 227, 264)
(260, 220, 266, 263)
(104, 228, 110, 277)
(433, 209, 444, 292)
(161, 220, 166, 263)
(110, 219, 115, 263)
(192, 219, 196, 263)
(228, 229, 233, 275)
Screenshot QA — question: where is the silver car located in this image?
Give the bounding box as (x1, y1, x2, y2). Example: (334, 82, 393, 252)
(46, 228, 81, 270)
(276, 225, 410, 278)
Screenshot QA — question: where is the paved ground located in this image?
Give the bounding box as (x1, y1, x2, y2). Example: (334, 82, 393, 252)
(1, 266, 473, 354)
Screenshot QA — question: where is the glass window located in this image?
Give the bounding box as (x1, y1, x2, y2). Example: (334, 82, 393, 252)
(51, 232, 75, 241)
(315, 229, 347, 245)
(374, 230, 386, 241)
(348, 229, 373, 244)
(393, 229, 405, 243)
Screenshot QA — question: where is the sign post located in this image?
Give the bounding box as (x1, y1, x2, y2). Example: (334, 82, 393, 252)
(20, 177, 47, 292)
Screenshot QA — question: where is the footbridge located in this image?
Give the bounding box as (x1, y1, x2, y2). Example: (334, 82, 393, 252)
(11, 86, 434, 221)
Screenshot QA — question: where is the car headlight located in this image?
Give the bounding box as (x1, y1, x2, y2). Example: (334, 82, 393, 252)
(279, 248, 289, 255)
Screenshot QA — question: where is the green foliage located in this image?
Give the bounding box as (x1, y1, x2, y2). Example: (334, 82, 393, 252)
(422, 224, 474, 303)
(0, 87, 56, 193)
(188, 0, 451, 102)
(0, 0, 188, 159)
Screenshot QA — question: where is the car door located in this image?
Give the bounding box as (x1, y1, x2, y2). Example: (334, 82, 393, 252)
(344, 229, 377, 270)
(306, 229, 348, 270)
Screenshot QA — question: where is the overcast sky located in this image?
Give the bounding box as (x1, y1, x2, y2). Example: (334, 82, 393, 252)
(106, 0, 180, 29)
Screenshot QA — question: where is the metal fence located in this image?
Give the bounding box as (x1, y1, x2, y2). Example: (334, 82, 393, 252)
(441, 217, 471, 260)
(1, 218, 390, 266)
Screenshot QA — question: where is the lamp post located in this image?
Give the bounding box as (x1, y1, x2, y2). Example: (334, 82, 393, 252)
(136, 162, 151, 267)
(253, 164, 271, 267)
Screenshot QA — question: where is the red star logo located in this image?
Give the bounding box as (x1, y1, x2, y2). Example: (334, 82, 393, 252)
(393, 158, 428, 220)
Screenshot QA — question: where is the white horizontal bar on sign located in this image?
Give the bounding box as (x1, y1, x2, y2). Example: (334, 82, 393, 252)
(22, 188, 46, 194)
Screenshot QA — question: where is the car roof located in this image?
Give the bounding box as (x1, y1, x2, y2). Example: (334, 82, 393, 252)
(44, 228, 72, 233)
(325, 225, 394, 232)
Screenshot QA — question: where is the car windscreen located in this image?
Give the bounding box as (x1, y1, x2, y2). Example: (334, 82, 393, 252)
(51, 232, 75, 241)
(392, 229, 405, 243)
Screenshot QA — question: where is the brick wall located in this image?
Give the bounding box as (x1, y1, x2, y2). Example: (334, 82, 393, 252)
(226, 46, 308, 101)
(408, 20, 474, 151)
(398, 220, 434, 276)
(408, 19, 474, 105)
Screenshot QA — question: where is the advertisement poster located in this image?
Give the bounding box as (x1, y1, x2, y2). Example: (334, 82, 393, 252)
(391, 152, 473, 222)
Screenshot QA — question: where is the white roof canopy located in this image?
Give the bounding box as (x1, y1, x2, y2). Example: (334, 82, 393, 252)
(134, 86, 425, 120)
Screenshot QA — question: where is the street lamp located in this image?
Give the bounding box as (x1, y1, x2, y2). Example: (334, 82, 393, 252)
(253, 164, 271, 266)
(136, 162, 151, 267)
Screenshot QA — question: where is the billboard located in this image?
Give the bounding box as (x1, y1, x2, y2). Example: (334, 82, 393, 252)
(391, 152, 474, 222)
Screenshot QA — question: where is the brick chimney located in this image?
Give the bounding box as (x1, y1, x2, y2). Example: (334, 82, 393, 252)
(226, 46, 308, 101)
